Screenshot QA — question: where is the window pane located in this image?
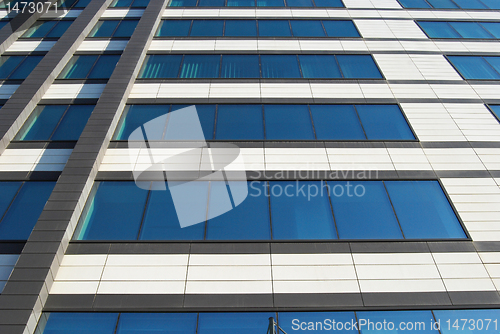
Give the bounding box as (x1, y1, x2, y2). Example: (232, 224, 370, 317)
(23, 21, 56, 38)
(117, 313, 197, 334)
(157, 20, 191, 36)
(132, 0, 150, 7)
(139, 55, 182, 78)
(399, 0, 432, 8)
(258, 20, 291, 36)
(221, 55, 259, 78)
(227, 0, 255, 6)
(433, 309, 500, 334)
(198, 313, 275, 334)
(385, 181, 466, 239)
(139, 182, 205, 240)
(180, 55, 220, 78)
(299, 55, 341, 78)
(286, 0, 314, 6)
(265, 105, 315, 140)
(74, 0, 92, 7)
(15, 105, 67, 140)
(168, 0, 197, 6)
(329, 181, 403, 239)
(114, 20, 139, 37)
(418, 21, 460, 38)
(199, 0, 226, 6)
(0, 56, 23, 79)
(453, 0, 487, 8)
(357, 311, 438, 334)
(323, 20, 359, 37)
(42, 313, 118, 334)
(114, 105, 169, 140)
(51, 105, 94, 141)
(261, 55, 301, 78)
(75, 182, 149, 240)
(450, 22, 493, 39)
(290, 20, 325, 37)
(166, 104, 216, 140)
(427, 0, 458, 8)
(111, 0, 133, 6)
(216, 104, 264, 139)
(336, 55, 382, 79)
(490, 105, 500, 120)
(484, 56, 500, 75)
(271, 181, 337, 240)
(448, 56, 500, 79)
(224, 20, 257, 36)
(47, 20, 73, 38)
(0, 182, 55, 240)
(88, 55, 120, 79)
(90, 21, 119, 37)
(58, 55, 98, 79)
(206, 181, 271, 240)
(9, 56, 43, 79)
(190, 20, 224, 36)
(481, 22, 500, 38)
(310, 105, 365, 140)
(257, 0, 285, 6)
(313, 0, 344, 6)
(480, 0, 500, 9)
(0, 182, 22, 219)
(279, 312, 357, 334)
(355, 104, 415, 140)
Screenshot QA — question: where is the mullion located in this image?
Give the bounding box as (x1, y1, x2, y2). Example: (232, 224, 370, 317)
(382, 181, 406, 239)
(46, 104, 71, 141)
(325, 180, 340, 239)
(82, 55, 102, 79)
(0, 182, 23, 226)
(187, 19, 194, 36)
(136, 182, 153, 240)
(110, 20, 123, 38)
(5, 56, 28, 80)
(332, 54, 344, 79)
(212, 104, 218, 140)
(352, 105, 368, 140)
(307, 104, 318, 140)
(446, 21, 464, 38)
(482, 56, 500, 77)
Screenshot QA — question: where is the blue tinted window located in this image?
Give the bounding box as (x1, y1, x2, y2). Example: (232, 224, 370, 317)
(75, 182, 149, 240)
(168, 0, 197, 6)
(453, 0, 487, 8)
(117, 313, 197, 334)
(131, 0, 150, 6)
(290, 20, 325, 37)
(47, 21, 73, 38)
(484, 56, 500, 75)
(313, 0, 343, 6)
(198, 313, 275, 334)
(265, 105, 314, 140)
(386, 181, 466, 239)
(399, 0, 432, 8)
(15, 105, 67, 140)
(190, 20, 224, 36)
(140, 182, 205, 240)
(271, 181, 337, 240)
(114, 105, 169, 140)
(88, 55, 120, 79)
(480, 0, 500, 9)
(481, 22, 500, 38)
(221, 55, 259, 78)
(286, 0, 314, 6)
(261, 55, 301, 78)
(448, 56, 500, 79)
(227, 0, 255, 6)
(257, 0, 285, 6)
(357, 311, 438, 334)
(433, 309, 500, 334)
(9, 55, 43, 80)
(329, 181, 403, 240)
(0, 56, 23, 79)
(310, 105, 365, 140)
(167, 104, 216, 140)
(157, 20, 191, 36)
(181, 55, 220, 78)
(323, 20, 359, 37)
(0, 182, 55, 240)
(23, 21, 56, 38)
(114, 20, 139, 37)
(355, 105, 415, 140)
(74, 0, 92, 7)
(418, 21, 460, 38)
(215, 104, 264, 140)
(450, 22, 493, 39)
(206, 181, 271, 240)
(258, 20, 291, 36)
(139, 55, 182, 78)
(337, 55, 382, 79)
(427, 0, 458, 8)
(51, 105, 94, 141)
(225, 20, 257, 36)
(490, 105, 500, 120)
(90, 21, 118, 37)
(111, 0, 133, 6)
(0, 182, 22, 220)
(279, 312, 358, 333)
(299, 55, 341, 78)
(43, 313, 118, 334)
(58, 55, 98, 79)
(199, 0, 226, 6)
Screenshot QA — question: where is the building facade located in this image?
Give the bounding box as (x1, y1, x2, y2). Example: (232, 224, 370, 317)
(0, 0, 500, 333)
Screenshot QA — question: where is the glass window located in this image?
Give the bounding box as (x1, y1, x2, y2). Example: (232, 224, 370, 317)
(433, 309, 500, 334)
(357, 311, 438, 334)
(139, 55, 182, 78)
(0, 56, 23, 79)
(450, 22, 493, 39)
(261, 55, 301, 78)
(206, 181, 271, 240)
(299, 55, 341, 78)
(480, 0, 500, 9)
(89, 21, 119, 37)
(131, 0, 150, 6)
(199, 0, 226, 6)
(313, 0, 344, 6)
(225, 20, 257, 36)
(329, 181, 403, 240)
(139, 182, 206, 240)
(117, 313, 198, 334)
(166, 104, 216, 140)
(264, 105, 315, 140)
(385, 181, 466, 239)
(427, 0, 458, 8)
(114, 105, 169, 140)
(157, 20, 192, 37)
(215, 104, 264, 140)
(481, 22, 500, 38)
(22, 21, 56, 38)
(74, 182, 149, 240)
(111, 0, 150, 6)
(310, 105, 365, 140)
(448, 56, 500, 80)
(51, 105, 95, 141)
(227, 0, 256, 6)
(58, 55, 98, 79)
(0, 182, 22, 221)
(355, 105, 415, 140)
(198, 313, 275, 334)
(257, 0, 285, 6)
(258, 20, 291, 37)
(290, 20, 325, 37)
(88, 55, 120, 79)
(221, 55, 259, 78)
(114, 20, 139, 37)
(180, 55, 220, 78)
(47, 20, 72, 38)
(418, 21, 460, 38)
(43, 313, 118, 334)
(484, 56, 500, 75)
(322, 20, 359, 37)
(489, 105, 500, 120)
(279, 312, 358, 333)
(453, 0, 487, 8)
(0, 182, 55, 240)
(398, 0, 432, 8)
(0, 56, 42, 80)
(8, 56, 43, 80)
(336, 55, 382, 79)
(286, 0, 314, 6)
(73, 0, 92, 7)
(168, 0, 198, 5)
(190, 20, 224, 36)
(271, 181, 337, 240)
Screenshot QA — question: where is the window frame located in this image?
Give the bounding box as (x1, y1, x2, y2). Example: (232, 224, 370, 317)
(88, 19, 140, 39)
(0, 54, 44, 81)
(446, 55, 500, 80)
(417, 20, 498, 40)
(57, 53, 121, 80)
